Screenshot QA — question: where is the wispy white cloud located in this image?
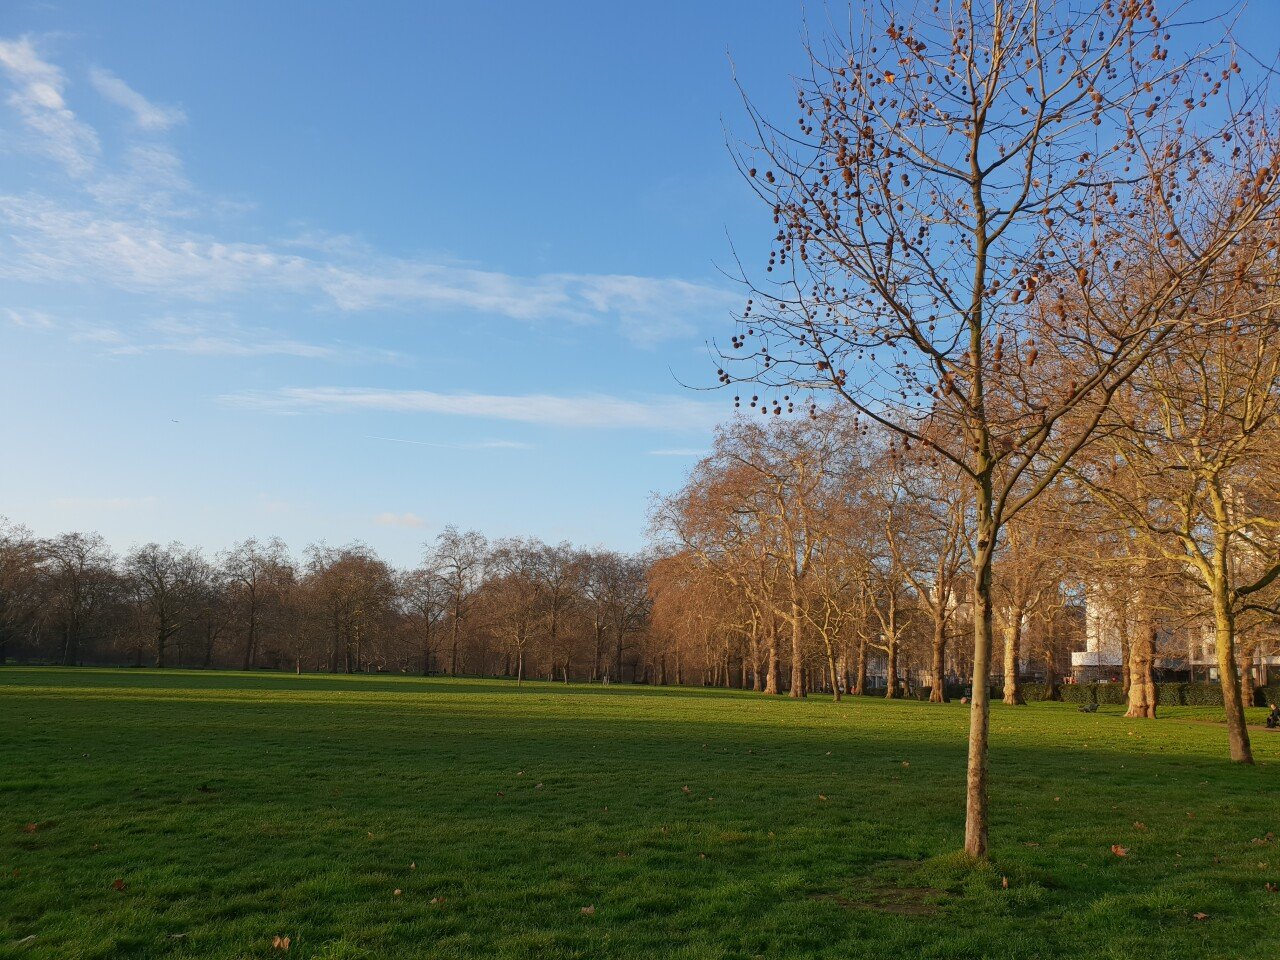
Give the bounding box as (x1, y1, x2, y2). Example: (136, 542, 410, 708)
(88, 67, 184, 131)
(0, 192, 737, 342)
(366, 435, 533, 450)
(227, 387, 723, 431)
(0, 36, 99, 177)
(113, 318, 403, 362)
(5, 307, 55, 328)
(50, 495, 159, 511)
(374, 511, 427, 528)
(0, 39, 737, 350)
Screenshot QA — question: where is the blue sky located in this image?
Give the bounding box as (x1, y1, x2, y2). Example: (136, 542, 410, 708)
(2, 2, 1275, 567)
(0, 1, 822, 564)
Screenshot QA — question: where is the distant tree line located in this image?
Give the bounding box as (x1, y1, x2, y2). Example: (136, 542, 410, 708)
(0, 524, 652, 683)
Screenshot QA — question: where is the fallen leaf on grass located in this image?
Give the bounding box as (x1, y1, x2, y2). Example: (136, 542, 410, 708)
(1193, 912, 1209, 922)
(901, 761, 910, 768)
(818, 794, 828, 801)
(496, 791, 504, 797)
(1001, 876, 1009, 889)
(681, 786, 691, 794)
(409, 862, 416, 870)
(112, 878, 126, 891)
(535, 783, 543, 790)
(1111, 845, 1129, 858)
(1133, 822, 1147, 831)
(393, 889, 402, 896)
(580, 905, 595, 915)
(22, 823, 37, 834)
(272, 934, 291, 950)
(15, 935, 35, 945)
(430, 897, 445, 905)
(1265, 882, 1277, 893)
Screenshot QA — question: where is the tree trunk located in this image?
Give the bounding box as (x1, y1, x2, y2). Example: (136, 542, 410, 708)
(827, 646, 841, 702)
(853, 636, 867, 696)
(1002, 605, 1025, 705)
(764, 620, 780, 695)
(884, 634, 898, 700)
(930, 616, 948, 703)
(1239, 649, 1257, 708)
(1120, 627, 1131, 695)
(788, 599, 805, 698)
(964, 508, 996, 860)
(1125, 624, 1158, 719)
(242, 609, 257, 671)
(1212, 579, 1253, 763)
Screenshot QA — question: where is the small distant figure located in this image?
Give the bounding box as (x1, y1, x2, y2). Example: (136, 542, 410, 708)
(1267, 702, 1279, 730)
(1079, 702, 1099, 714)
(959, 696, 969, 705)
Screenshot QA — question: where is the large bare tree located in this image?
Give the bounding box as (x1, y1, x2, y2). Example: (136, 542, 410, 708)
(724, 1, 1278, 855)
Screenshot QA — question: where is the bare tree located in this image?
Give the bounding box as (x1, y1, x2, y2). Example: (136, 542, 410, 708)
(1075, 275, 1280, 760)
(0, 520, 43, 665)
(725, 2, 1278, 854)
(429, 526, 487, 676)
(124, 541, 204, 668)
(401, 567, 447, 675)
(42, 532, 117, 666)
(222, 538, 294, 671)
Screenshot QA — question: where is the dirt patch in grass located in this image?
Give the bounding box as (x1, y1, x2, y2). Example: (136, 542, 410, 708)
(813, 886, 943, 915)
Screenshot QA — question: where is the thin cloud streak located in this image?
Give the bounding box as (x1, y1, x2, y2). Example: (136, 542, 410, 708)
(224, 387, 724, 431)
(374, 511, 427, 528)
(366, 435, 533, 451)
(88, 67, 185, 130)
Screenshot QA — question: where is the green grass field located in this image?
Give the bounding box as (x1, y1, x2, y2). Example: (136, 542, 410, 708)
(2, 668, 1278, 959)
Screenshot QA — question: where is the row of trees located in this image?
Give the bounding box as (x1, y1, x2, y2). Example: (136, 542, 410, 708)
(650, 409, 1280, 715)
(0, 525, 651, 683)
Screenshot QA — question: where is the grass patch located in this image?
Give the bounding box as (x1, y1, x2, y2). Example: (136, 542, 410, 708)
(2, 667, 1278, 958)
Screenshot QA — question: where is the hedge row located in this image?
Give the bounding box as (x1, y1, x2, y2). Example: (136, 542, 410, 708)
(873, 681, 1280, 706)
(1056, 682, 1280, 707)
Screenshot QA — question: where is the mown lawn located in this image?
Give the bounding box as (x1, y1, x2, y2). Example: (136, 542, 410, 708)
(1, 668, 1277, 959)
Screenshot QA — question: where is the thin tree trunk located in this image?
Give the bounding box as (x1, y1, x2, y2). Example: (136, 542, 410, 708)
(789, 599, 805, 698)
(930, 616, 948, 703)
(964, 508, 996, 859)
(884, 634, 898, 700)
(853, 636, 867, 696)
(827, 646, 841, 702)
(1212, 578, 1253, 763)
